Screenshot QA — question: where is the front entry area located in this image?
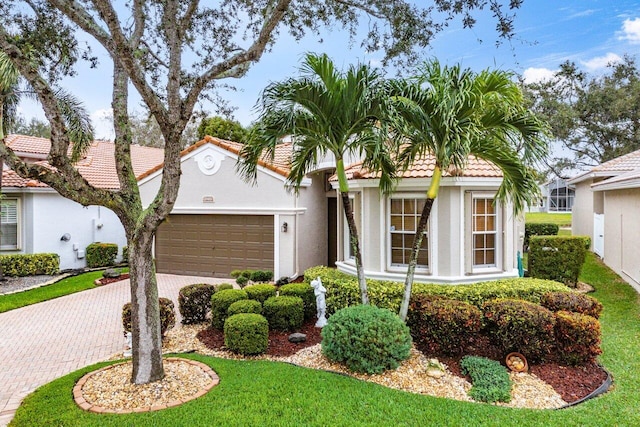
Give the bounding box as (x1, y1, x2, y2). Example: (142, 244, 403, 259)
(155, 214, 274, 277)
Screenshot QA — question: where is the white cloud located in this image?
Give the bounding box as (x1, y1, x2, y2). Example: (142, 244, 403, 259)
(581, 53, 622, 71)
(620, 17, 640, 44)
(522, 67, 556, 84)
(90, 108, 114, 140)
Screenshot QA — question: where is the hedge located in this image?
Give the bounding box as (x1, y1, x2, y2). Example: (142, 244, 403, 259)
(529, 236, 588, 288)
(0, 253, 59, 276)
(303, 266, 570, 314)
(524, 223, 559, 250)
(86, 242, 118, 268)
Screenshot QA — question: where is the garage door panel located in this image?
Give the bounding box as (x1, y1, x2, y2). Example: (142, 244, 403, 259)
(156, 214, 274, 277)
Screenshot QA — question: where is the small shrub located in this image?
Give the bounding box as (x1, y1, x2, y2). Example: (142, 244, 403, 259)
(245, 284, 277, 303)
(529, 236, 587, 288)
(122, 297, 175, 337)
(236, 276, 249, 288)
(541, 291, 603, 319)
(250, 270, 273, 283)
(210, 289, 248, 330)
(0, 253, 60, 276)
(407, 296, 482, 356)
(230, 270, 244, 279)
(482, 299, 556, 362)
(85, 242, 118, 268)
(262, 296, 304, 331)
(227, 299, 263, 316)
(279, 283, 316, 320)
(554, 311, 602, 365)
(178, 283, 216, 324)
(460, 356, 512, 403)
(215, 283, 234, 292)
(121, 246, 129, 263)
(276, 276, 290, 287)
(224, 313, 269, 355)
(321, 305, 412, 374)
(524, 223, 559, 250)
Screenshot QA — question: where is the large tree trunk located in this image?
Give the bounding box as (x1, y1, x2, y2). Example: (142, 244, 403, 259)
(128, 232, 164, 383)
(341, 192, 369, 305)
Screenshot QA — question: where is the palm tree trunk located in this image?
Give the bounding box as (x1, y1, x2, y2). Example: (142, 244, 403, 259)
(341, 192, 369, 305)
(399, 166, 442, 321)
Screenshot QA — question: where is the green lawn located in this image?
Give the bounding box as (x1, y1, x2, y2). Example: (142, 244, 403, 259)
(525, 212, 572, 227)
(0, 270, 107, 313)
(10, 253, 640, 426)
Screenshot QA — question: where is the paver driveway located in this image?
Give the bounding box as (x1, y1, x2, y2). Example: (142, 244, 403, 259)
(0, 274, 229, 426)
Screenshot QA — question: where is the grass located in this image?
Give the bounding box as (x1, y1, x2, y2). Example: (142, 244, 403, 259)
(0, 270, 107, 313)
(525, 212, 572, 227)
(10, 254, 640, 426)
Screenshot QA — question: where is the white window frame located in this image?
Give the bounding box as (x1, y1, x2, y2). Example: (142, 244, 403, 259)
(386, 194, 431, 274)
(1, 198, 21, 250)
(468, 192, 502, 273)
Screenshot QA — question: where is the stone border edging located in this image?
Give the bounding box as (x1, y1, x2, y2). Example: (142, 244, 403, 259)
(558, 367, 613, 409)
(73, 357, 219, 414)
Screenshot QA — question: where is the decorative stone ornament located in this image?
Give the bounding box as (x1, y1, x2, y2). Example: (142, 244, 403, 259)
(310, 277, 327, 328)
(123, 332, 132, 357)
(194, 147, 225, 175)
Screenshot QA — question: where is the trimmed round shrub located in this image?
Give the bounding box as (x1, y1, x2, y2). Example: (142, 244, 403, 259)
(482, 299, 556, 362)
(245, 283, 277, 304)
(262, 296, 304, 331)
(407, 297, 482, 356)
(215, 283, 235, 292)
(228, 299, 263, 316)
(279, 283, 316, 320)
(122, 297, 175, 337)
(250, 270, 273, 283)
(554, 311, 602, 365)
(276, 276, 290, 287)
(211, 289, 248, 330)
(224, 313, 269, 355)
(236, 276, 249, 288)
(178, 283, 215, 324)
(541, 291, 603, 319)
(321, 305, 412, 374)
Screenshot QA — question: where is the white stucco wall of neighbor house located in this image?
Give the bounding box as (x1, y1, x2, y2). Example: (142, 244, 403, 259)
(3, 190, 127, 271)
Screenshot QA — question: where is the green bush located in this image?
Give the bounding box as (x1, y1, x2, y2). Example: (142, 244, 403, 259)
(250, 270, 273, 283)
(230, 270, 244, 279)
(407, 295, 482, 356)
(224, 313, 269, 355)
(227, 299, 263, 316)
(85, 242, 118, 268)
(262, 296, 304, 331)
(460, 356, 512, 403)
(279, 283, 316, 320)
(178, 283, 216, 324)
(524, 223, 559, 250)
(0, 253, 59, 276)
(210, 289, 248, 330)
(529, 236, 587, 287)
(121, 246, 129, 263)
(245, 284, 277, 304)
(276, 276, 290, 287)
(321, 305, 412, 374)
(236, 276, 249, 288)
(554, 311, 602, 365)
(215, 283, 234, 292)
(122, 297, 175, 337)
(482, 299, 556, 362)
(541, 291, 603, 319)
(303, 266, 570, 314)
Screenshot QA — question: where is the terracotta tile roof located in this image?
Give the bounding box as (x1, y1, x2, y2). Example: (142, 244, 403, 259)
(337, 154, 502, 180)
(2, 135, 164, 190)
(137, 135, 292, 181)
(590, 149, 640, 172)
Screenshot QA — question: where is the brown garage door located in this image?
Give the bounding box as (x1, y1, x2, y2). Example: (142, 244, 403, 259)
(155, 214, 274, 278)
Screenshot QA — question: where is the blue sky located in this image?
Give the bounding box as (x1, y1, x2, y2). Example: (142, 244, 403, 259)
(17, 0, 640, 139)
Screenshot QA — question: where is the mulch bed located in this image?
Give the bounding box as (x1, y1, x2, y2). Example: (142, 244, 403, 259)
(96, 273, 130, 286)
(197, 319, 608, 404)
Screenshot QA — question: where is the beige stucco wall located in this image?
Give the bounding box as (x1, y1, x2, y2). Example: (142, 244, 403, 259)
(602, 188, 640, 292)
(572, 180, 595, 243)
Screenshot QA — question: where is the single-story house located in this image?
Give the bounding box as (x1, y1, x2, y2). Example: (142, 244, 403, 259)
(1, 134, 163, 270)
(569, 149, 640, 292)
(527, 178, 575, 213)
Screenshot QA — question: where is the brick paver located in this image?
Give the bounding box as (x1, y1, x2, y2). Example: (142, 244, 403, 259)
(0, 274, 229, 426)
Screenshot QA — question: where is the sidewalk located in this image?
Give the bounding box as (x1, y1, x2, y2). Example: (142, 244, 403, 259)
(0, 274, 229, 426)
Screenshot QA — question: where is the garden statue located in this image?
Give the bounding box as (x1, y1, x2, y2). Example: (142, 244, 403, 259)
(123, 332, 132, 357)
(310, 276, 327, 327)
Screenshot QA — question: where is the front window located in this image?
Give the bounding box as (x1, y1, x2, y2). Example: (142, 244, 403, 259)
(1, 199, 19, 250)
(389, 198, 428, 268)
(472, 197, 497, 268)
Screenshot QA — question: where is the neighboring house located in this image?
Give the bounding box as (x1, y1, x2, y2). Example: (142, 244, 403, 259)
(527, 178, 575, 213)
(569, 149, 640, 292)
(1, 134, 163, 270)
(330, 155, 524, 284)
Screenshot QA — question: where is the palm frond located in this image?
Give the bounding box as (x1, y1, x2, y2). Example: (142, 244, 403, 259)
(53, 88, 94, 163)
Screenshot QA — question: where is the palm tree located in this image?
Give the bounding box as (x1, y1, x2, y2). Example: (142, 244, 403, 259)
(238, 53, 396, 304)
(392, 60, 548, 321)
